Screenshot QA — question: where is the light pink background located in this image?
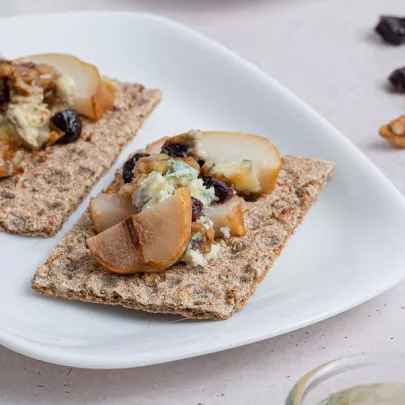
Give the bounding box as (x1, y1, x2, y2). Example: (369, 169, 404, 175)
(2, 1, 405, 404)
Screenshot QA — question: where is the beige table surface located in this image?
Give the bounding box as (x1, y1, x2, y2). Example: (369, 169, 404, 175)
(1, 0, 405, 404)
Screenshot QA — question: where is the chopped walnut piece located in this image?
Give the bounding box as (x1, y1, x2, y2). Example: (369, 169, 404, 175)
(380, 115, 405, 148)
(0, 132, 23, 177)
(174, 156, 200, 171)
(191, 222, 215, 253)
(0, 156, 12, 177)
(134, 153, 170, 175)
(0, 59, 58, 95)
(44, 130, 65, 147)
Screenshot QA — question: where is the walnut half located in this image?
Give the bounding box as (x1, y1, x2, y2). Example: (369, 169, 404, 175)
(380, 115, 405, 148)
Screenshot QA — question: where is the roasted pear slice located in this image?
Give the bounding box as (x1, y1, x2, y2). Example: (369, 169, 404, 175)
(204, 195, 246, 237)
(17, 53, 115, 120)
(200, 131, 281, 195)
(90, 193, 138, 234)
(87, 188, 192, 274)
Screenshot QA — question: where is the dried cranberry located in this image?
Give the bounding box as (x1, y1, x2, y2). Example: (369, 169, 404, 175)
(161, 141, 189, 158)
(389, 67, 405, 91)
(122, 153, 150, 183)
(202, 176, 234, 203)
(191, 197, 203, 222)
(0, 78, 9, 108)
(375, 16, 405, 45)
(51, 109, 82, 144)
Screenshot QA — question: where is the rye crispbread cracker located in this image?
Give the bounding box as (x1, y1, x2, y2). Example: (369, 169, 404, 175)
(31, 155, 333, 320)
(0, 81, 161, 237)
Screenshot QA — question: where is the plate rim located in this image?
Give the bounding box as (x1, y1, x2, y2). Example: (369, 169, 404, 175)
(1, 10, 405, 369)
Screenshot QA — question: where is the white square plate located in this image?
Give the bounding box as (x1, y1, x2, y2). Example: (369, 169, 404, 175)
(1, 12, 405, 369)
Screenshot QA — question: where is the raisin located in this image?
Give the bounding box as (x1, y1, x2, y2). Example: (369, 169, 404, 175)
(191, 197, 203, 222)
(122, 153, 150, 183)
(197, 159, 205, 167)
(161, 141, 189, 158)
(389, 67, 405, 91)
(375, 16, 405, 45)
(202, 176, 235, 203)
(51, 109, 82, 144)
(0, 78, 9, 108)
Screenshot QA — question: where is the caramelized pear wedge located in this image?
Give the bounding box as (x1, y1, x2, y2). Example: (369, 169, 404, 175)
(87, 188, 192, 274)
(17, 53, 115, 120)
(200, 131, 281, 195)
(90, 193, 138, 234)
(203, 195, 246, 237)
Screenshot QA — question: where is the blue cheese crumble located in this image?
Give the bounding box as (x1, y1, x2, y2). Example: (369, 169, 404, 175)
(187, 129, 207, 159)
(181, 242, 221, 267)
(132, 172, 175, 211)
(165, 160, 199, 186)
(132, 160, 216, 212)
(190, 178, 216, 207)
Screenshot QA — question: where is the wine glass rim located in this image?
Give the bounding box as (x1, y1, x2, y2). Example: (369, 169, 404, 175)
(285, 352, 405, 405)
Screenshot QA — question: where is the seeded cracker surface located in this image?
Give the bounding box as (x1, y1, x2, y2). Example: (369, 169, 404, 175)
(0, 81, 161, 236)
(32, 154, 334, 320)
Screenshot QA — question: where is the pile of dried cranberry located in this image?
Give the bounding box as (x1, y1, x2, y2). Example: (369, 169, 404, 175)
(375, 16, 405, 91)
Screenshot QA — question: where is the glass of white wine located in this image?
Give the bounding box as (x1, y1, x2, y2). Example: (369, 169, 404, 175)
(285, 353, 405, 405)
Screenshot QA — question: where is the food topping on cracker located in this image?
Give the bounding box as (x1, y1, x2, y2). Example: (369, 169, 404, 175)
(88, 130, 281, 273)
(87, 188, 192, 274)
(0, 53, 115, 177)
(203, 195, 246, 238)
(50, 109, 82, 144)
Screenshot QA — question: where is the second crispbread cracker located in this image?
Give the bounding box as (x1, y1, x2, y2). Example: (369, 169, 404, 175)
(0, 81, 161, 237)
(32, 155, 333, 320)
